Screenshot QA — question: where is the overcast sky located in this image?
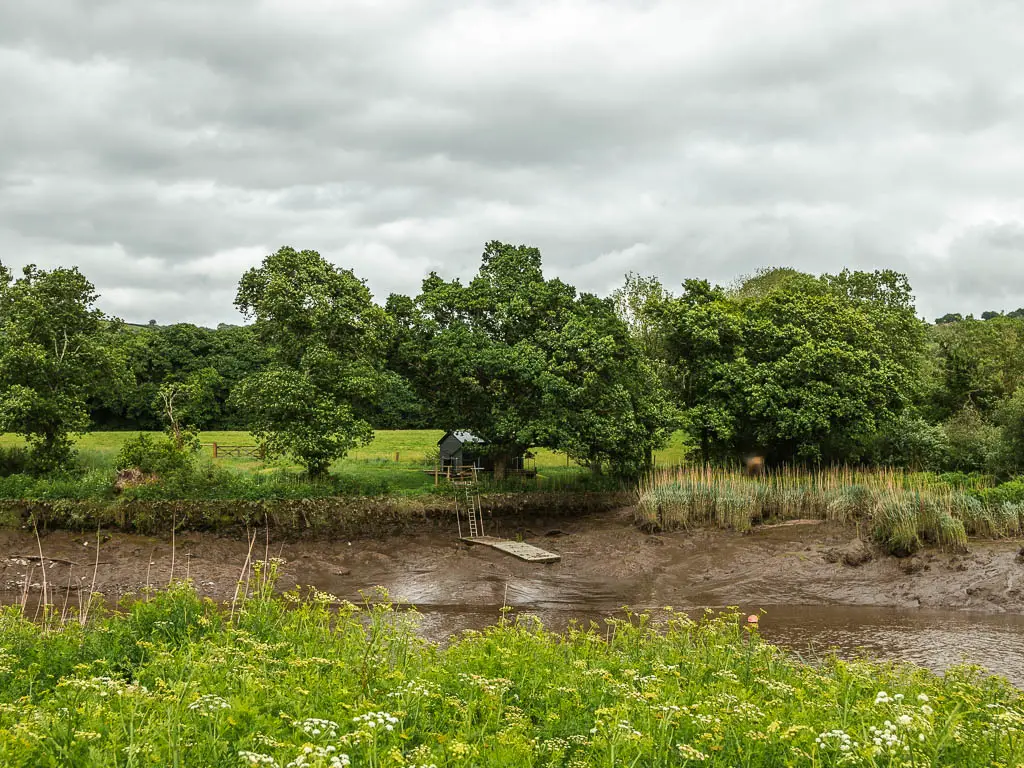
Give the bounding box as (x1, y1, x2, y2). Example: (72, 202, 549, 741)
(1, 1, 1022, 326)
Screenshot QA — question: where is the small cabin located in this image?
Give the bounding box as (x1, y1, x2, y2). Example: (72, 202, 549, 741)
(437, 431, 536, 477)
(438, 430, 489, 472)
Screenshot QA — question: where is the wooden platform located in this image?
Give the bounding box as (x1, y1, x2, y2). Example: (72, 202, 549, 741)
(461, 536, 561, 563)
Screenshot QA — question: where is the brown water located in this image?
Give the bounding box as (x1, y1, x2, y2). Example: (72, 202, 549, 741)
(399, 603, 1024, 687)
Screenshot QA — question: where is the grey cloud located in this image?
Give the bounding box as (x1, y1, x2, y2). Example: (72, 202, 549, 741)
(1, 0, 1022, 325)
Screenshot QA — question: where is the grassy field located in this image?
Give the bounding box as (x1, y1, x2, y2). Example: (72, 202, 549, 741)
(0, 430, 694, 494)
(1, 575, 1021, 767)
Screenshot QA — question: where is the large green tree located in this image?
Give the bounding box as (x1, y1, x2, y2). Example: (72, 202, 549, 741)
(390, 241, 672, 478)
(0, 263, 128, 471)
(659, 268, 925, 464)
(229, 247, 388, 477)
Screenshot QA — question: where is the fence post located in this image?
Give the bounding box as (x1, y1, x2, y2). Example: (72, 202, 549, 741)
(394, 451, 399, 463)
(212, 442, 218, 459)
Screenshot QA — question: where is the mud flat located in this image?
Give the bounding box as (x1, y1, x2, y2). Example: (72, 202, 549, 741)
(3, 508, 1024, 682)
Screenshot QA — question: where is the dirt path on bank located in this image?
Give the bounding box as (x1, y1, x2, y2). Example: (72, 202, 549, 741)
(2, 509, 1022, 615)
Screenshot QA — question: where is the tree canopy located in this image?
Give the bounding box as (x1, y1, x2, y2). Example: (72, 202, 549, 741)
(0, 263, 128, 471)
(389, 241, 673, 478)
(230, 247, 389, 476)
(657, 268, 924, 463)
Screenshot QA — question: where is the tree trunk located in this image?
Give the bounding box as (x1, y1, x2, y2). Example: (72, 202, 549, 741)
(493, 452, 507, 482)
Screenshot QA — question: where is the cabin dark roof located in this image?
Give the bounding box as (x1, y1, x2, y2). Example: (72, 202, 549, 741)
(438, 430, 486, 446)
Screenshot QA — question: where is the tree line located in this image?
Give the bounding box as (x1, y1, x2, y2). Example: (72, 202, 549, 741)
(1, 246, 1022, 479)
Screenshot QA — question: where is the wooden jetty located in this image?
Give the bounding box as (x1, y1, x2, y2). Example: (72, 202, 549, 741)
(460, 535, 561, 563)
(454, 472, 560, 563)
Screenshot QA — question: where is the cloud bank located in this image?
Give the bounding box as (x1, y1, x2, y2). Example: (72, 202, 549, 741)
(1, 0, 1022, 325)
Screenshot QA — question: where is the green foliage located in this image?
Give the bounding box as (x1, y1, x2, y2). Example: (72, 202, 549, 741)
(659, 269, 924, 464)
(99, 322, 269, 430)
(609, 271, 668, 361)
(392, 242, 673, 479)
(994, 387, 1024, 474)
(0, 263, 128, 472)
(0, 446, 30, 477)
(231, 247, 388, 477)
(114, 433, 196, 476)
(942, 406, 1003, 473)
(232, 368, 374, 478)
(979, 480, 1024, 506)
(925, 315, 1024, 420)
(868, 411, 950, 470)
(0, 585, 1021, 767)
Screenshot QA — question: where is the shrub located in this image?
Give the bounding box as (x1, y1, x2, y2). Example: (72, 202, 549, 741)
(0, 446, 30, 477)
(979, 479, 1024, 506)
(114, 433, 195, 476)
(869, 412, 950, 470)
(943, 406, 1003, 473)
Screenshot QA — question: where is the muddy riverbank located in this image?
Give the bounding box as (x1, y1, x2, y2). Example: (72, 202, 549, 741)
(3, 508, 1022, 613)
(5, 508, 1024, 683)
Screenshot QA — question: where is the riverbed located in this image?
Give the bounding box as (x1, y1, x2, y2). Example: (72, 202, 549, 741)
(3, 510, 1023, 684)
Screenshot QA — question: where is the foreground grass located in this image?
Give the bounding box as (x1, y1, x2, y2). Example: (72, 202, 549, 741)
(0, 577, 1021, 767)
(638, 466, 1024, 556)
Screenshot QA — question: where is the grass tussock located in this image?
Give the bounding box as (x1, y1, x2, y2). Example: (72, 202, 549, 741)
(638, 466, 1024, 555)
(1, 572, 1022, 767)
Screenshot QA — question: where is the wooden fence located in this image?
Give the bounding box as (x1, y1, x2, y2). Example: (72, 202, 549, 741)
(203, 443, 265, 459)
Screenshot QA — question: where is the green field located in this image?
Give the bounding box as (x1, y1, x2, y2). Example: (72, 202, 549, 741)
(0, 430, 693, 495)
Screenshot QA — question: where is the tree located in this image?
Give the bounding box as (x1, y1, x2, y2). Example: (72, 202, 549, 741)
(994, 388, 1024, 475)
(610, 272, 669, 361)
(942, 405, 1002, 473)
(656, 279, 746, 462)
(935, 313, 963, 325)
(867, 411, 950, 471)
(0, 263, 128, 471)
(157, 367, 221, 450)
(540, 293, 674, 476)
(927, 315, 1024, 420)
(229, 247, 388, 477)
(92, 322, 268, 431)
(390, 241, 672, 479)
(657, 269, 924, 464)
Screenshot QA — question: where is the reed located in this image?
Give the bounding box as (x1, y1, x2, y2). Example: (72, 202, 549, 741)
(638, 465, 1010, 555)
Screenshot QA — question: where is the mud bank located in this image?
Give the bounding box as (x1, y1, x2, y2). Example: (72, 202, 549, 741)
(0, 492, 631, 537)
(2, 508, 1022, 614)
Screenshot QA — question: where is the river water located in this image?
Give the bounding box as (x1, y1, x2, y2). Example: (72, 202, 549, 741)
(401, 602, 1024, 687)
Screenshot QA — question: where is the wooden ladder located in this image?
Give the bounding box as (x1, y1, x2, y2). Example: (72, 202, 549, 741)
(454, 471, 484, 539)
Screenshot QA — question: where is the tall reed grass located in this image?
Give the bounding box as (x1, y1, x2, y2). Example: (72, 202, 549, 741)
(637, 466, 1024, 555)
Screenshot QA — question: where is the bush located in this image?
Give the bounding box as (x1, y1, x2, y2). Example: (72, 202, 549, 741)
(0, 446, 30, 477)
(979, 479, 1024, 506)
(942, 406, 1003, 473)
(869, 412, 949, 470)
(114, 433, 195, 476)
